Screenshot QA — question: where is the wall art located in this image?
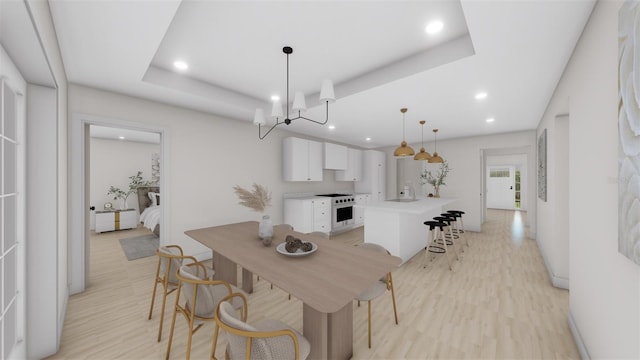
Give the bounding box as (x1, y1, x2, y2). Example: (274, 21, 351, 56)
(618, 1, 640, 265)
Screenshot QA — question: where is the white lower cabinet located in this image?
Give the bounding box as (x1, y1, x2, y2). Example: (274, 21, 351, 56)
(284, 197, 331, 234)
(354, 194, 370, 226)
(95, 209, 137, 233)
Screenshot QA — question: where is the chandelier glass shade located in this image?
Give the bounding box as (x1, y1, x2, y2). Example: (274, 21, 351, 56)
(428, 128, 444, 163)
(414, 120, 432, 161)
(393, 108, 415, 157)
(253, 46, 335, 139)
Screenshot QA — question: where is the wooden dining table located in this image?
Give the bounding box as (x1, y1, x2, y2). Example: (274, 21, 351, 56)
(185, 221, 401, 360)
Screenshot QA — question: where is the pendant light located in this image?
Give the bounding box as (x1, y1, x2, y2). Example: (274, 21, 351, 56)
(393, 108, 415, 157)
(414, 120, 432, 161)
(428, 128, 444, 163)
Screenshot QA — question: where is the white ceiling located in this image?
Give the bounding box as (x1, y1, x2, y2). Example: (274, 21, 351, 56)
(48, 0, 595, 149)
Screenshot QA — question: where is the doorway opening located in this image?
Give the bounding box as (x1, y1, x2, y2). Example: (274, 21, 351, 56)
(70, 113, 169, 294)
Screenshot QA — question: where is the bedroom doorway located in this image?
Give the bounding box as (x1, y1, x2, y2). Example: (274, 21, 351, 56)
(70, 114, 169, 294)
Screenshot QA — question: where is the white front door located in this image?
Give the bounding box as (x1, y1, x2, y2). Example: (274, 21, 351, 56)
(487, 166, 516, 209)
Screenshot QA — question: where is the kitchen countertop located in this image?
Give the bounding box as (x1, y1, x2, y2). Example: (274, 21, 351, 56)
(357, 197, 456, 214)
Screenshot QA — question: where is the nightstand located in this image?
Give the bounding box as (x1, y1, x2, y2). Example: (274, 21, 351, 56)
(95, 208, 137, 233)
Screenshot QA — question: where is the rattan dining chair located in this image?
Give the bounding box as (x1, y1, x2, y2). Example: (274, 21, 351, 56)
(211, 292, 311, 360)
(165, 262, 243, 360)
(354, 243, 399, 348)
(149, 245, 213, 342)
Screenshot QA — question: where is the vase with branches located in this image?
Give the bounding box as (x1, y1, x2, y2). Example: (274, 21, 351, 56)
(233, 183, 273, 243)
(107, 171, 151, 209)
(420, 161, 451, 198)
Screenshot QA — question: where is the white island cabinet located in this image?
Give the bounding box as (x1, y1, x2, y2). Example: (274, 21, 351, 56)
(358, 198, 457, 263)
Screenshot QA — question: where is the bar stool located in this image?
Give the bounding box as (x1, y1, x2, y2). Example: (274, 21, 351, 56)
(423, 220, 453, 270)
(433, 216, 460, 261)
(446, 210, 469, 248)
(440, 213, 464, 253)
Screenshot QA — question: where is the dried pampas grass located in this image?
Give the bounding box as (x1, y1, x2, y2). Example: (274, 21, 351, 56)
(233, 183, 272, 212)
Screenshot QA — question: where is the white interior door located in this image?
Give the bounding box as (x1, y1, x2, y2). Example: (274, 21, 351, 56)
(487, 166, 516, 209)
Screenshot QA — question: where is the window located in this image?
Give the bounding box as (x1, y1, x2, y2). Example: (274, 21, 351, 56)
(1, 80, 19, 360)
(515, 170, 521, 209)
(490, 168, 510, 177)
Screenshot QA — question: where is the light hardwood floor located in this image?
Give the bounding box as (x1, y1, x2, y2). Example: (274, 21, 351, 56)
(47, 209, 579, 359)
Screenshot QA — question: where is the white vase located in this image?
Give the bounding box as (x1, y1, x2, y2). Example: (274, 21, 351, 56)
(258, 215, 273, 243)
(121, 198, 128, 210)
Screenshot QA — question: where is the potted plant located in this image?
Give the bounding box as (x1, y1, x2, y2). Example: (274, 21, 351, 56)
(420, 161, 451, 198)
(233, 183, 273, 244)
(107, 171, 151, 209)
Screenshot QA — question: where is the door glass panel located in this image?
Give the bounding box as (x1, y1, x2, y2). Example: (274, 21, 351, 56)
(3, 82, 16, 140)
(3, 301, 16, 360)
(4, 249, 16, 305)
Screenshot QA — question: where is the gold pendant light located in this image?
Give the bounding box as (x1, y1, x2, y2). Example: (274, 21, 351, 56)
(428, 128, 444, 163)
(414, 120, 432, 161)
(393, 108, 415, 157)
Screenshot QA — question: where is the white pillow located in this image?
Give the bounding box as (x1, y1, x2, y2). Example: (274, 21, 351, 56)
(148, 192, 158, 206)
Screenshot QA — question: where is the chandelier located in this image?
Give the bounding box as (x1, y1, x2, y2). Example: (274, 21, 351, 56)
(428, 128, 444, 163)
(393, 108, 415, 157)
(414, 120, 432, 160)
(253, 46, 335, 140)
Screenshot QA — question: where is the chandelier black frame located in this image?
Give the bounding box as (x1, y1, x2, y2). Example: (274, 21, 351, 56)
(254, 46, 335, 140)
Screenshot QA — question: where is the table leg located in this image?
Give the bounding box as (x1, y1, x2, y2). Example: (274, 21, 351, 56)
(212, 251, 237, 286)
(303, 302, 352, 360)
(241, 268, 253, 294)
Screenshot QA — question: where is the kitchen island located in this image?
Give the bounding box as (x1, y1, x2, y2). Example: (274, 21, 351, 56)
(358, 197, 457, 263)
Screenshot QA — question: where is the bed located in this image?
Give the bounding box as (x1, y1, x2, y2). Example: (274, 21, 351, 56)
(137, 186, 160, 236)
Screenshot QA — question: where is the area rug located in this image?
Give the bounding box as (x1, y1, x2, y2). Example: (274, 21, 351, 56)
(118, 234, 159, 261)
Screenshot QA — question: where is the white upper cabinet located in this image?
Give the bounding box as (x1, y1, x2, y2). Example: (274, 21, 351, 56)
(323, 142, 348, 170)
(283, 137, 323, 181)
(354, 150, 386, 200)
(335, 148, 363, 181)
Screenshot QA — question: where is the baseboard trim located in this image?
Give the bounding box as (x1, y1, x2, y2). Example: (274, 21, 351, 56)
(568, 309, 590, 359)
(552, 275, 569, 289)
(194, 250, 213, 262)
(54, 286, 69, 356)
(537, 241, 569, 289)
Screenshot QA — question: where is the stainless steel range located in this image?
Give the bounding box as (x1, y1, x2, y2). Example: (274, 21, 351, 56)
(316, 194, 355, 233)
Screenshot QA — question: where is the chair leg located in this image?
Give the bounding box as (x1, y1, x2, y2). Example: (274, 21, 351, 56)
(441, 230, 453, 271)
(448, 225, 460, 261)
(367, 301, 372, 348)
(148, 263, 162, 320)
(461, 218, 469, 247)
(424, 229, 434, 268)
(165, 288, 181, 360)
(210, 325, 220, 360)
(388, 274, 399, 325)
(157, 282, 169, 342)
(186, 316, 195, 360)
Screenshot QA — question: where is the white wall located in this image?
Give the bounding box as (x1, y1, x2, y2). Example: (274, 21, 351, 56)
(382, 131, 537, 233)
(69, 85, 354, 258)
(90, 137, 160, 226)
(537, 1, 639, 357)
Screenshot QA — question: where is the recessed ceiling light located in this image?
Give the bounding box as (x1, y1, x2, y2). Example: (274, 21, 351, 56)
(365, 137, 372, 142)
(328, 125, 336, 130)
(271, 95, 280, 101)
(118, 136, 125, 140)
(425, 21, 444, 35)
(173, 60, 188, 70)
(475, 92, 488, 100)
(486, 118, 495, 123)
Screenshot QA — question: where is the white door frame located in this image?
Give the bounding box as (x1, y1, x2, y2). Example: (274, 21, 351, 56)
(69, 113, 170, 294)
(481, 146, 536, 237)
